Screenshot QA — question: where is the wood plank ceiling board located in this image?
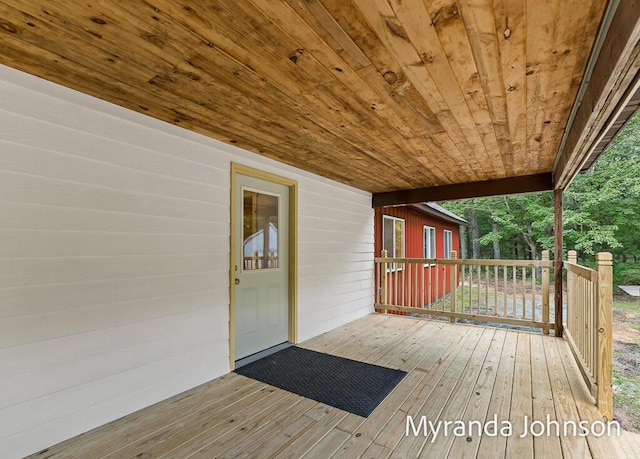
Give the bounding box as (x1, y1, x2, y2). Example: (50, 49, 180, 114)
(491, 0, 526, 175)
(525, 0, 603, 174)
(0, 0, 609, 195)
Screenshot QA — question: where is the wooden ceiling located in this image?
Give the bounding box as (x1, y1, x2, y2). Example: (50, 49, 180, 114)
(0, 0, 608, 194)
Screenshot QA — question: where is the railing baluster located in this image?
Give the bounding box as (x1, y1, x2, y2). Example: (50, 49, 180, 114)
(521, 266, 525, 319)
(477, 265, 481, 315)
(493, 265, 499, 316)
(443, 263, 447, 311)
(417, 261, 421, 308)
(401, 261, 405, 308)
(485, 265, 489, 315)
(511, 266, 516, 318)
(450, 251, 457, 322)
(581, 276, 584, 347)
(435, 260, 440, 311)
(427, 262, 432, 310)
(394, 260, 398, 307)
(503, 265, 507, 318)
(469, 264, 473, 314)
(408, 262, 413, 308)
(417, 263, 424, 308)
(416, 261, 420, 309)
(542, 251, 550, 334)
(407, 263, 415, 307)
(376, 260, 380, 305)
(443, 263, 447, 312)
(587, 278, 596, 372)
(413, 262, 418, 308)
(532, 264, 536, 321)
(460, 264, 465, 313)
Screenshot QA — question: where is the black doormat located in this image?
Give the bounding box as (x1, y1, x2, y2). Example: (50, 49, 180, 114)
(234, 346, 406, 417)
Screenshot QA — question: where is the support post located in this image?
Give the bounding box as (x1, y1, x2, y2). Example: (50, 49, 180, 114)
(596, 252, 613, 421)
(554, 189, 564, 337)
(450, 250, 457, 323)
(542, 250, 550, 334)
(380, 250, 388, 314)
(567, 250, 577, 344)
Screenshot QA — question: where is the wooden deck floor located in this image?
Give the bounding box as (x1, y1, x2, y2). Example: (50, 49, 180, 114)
(30, 314, 640, 458)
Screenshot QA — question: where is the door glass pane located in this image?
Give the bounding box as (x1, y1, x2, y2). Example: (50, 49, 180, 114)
(243, 190, 279, 270)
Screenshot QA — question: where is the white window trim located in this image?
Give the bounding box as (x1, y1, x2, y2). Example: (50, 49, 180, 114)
(423, 225, 436, 266)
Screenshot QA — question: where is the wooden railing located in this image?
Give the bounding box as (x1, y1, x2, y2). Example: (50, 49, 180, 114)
(563, 251, 613, 420)
(375, 250, 554, 333)
(243, 251, 278, 270)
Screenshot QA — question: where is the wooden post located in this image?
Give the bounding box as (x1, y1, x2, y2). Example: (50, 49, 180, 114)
(567, 250, 577, 344)
(542, 250, 550, 334)
(380, 250, 388, 314)
(450, 250, 457, 323)
(596, 252, 613, 421)
(554, 189, 564, 337)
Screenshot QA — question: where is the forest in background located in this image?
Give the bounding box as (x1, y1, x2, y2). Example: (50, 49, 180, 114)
(442, 111, 640, 288)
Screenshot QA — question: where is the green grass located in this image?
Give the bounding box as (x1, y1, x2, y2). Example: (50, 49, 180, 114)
(613, 370, 640, 429)
(613, 299, 640, 314)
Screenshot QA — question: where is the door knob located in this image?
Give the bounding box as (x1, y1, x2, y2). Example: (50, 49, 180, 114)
(235, 278, 240, 285)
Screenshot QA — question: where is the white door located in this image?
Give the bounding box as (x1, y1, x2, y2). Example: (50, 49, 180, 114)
(233, 173, 289, 360)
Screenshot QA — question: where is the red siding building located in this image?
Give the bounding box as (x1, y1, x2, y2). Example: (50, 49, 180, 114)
(374, 203, 467, 313)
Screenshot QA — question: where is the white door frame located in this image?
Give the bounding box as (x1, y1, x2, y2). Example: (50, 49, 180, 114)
(229, 163, 298, 370)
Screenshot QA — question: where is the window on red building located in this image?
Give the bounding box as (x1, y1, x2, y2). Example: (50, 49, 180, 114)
(382, 215, 404, 271)
(423, 225, 436, 260)
(443, 229, 453, 259)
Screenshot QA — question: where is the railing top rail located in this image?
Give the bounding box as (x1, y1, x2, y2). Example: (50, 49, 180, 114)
(374, 257, 553, 267)
(563, 261, 598, 283)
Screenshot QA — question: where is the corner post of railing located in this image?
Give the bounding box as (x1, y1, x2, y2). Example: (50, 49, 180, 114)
(542, 250, 550, 334)
(596, 252, 613, 421)
(568, 250, 577, 264)
(380, 249, 388, 314)
(449, 250, 457, 323)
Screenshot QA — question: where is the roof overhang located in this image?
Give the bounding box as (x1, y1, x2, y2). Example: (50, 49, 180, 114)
(553, 0, 640, 189)
(406, 203, 468, 226)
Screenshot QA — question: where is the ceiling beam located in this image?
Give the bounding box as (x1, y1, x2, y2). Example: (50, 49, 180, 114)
(554, 0, 640, 189)
(372, 173, 553, 207)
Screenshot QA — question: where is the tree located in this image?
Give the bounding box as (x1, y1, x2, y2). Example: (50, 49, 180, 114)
(441, 109, 640, 261)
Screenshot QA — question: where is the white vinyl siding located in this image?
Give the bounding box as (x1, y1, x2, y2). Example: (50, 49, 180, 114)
(0, 64, 374, 458)
(444, 229, 453, 259)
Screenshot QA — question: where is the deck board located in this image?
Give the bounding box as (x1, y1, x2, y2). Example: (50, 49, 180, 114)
(29, 314, 640, 458)
(545, 333, 592, 458)
(506, 332, 534, 458)
(530, 334, 563, 459)
(447, 329, 507, 458)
